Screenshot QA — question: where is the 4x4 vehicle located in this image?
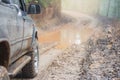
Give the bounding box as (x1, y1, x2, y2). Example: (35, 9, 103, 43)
(0, 0, 40, 79)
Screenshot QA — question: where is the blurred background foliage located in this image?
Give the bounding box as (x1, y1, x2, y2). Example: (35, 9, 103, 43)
(25, 0, 58, 8)
(62, 0, 120, 19)
(25, 0, 61, 27)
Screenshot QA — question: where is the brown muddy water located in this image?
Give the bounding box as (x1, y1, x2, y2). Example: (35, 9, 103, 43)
(38, 24, 99, 49)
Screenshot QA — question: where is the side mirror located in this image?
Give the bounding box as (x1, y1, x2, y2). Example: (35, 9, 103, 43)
(28, 4, 41, 14)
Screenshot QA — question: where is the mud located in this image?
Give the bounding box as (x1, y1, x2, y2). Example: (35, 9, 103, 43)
(45, 13, 120, 80)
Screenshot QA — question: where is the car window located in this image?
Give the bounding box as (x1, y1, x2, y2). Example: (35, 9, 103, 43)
(1, 0, 10, 4)
(11, 0, 22, 10)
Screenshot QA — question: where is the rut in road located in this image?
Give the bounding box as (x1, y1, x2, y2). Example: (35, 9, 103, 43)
(47, 45, 88, 80)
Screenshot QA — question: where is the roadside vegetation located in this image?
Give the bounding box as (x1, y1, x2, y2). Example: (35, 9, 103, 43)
(25, 0, 61, 28)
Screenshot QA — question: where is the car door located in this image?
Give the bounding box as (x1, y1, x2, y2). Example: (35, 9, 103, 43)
(9, 0, 24, 63)
(22, 16, 33, 52)
(21, 0, 33, 52)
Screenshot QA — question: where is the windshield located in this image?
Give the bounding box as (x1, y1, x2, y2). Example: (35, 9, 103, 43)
(11, 0, 22, 7)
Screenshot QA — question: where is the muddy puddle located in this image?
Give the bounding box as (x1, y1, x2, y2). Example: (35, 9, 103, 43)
(38, 24, 98, 49)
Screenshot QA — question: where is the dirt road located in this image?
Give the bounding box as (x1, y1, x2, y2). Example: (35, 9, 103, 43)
(13, 11, 120, 80)
(37, 11, 120, 80)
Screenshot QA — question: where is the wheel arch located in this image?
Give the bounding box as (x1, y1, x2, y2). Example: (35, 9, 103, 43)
(35, 31, 38, 40)
(0, 40, 10, 68)
(32, 27, 38, 42)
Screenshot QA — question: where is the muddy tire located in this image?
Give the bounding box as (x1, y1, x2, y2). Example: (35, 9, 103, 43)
(22, 40, 39, 78)
(0, 66, 10, 80)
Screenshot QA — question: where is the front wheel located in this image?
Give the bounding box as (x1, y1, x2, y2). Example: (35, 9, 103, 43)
(22, 40, 39, 78)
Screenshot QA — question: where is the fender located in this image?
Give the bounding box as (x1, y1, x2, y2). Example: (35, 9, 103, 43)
(0, 26, 9, 41)
(0, 29, 10, 47)
(0, 38, 10, 68)
(31, 26, 38, 47)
